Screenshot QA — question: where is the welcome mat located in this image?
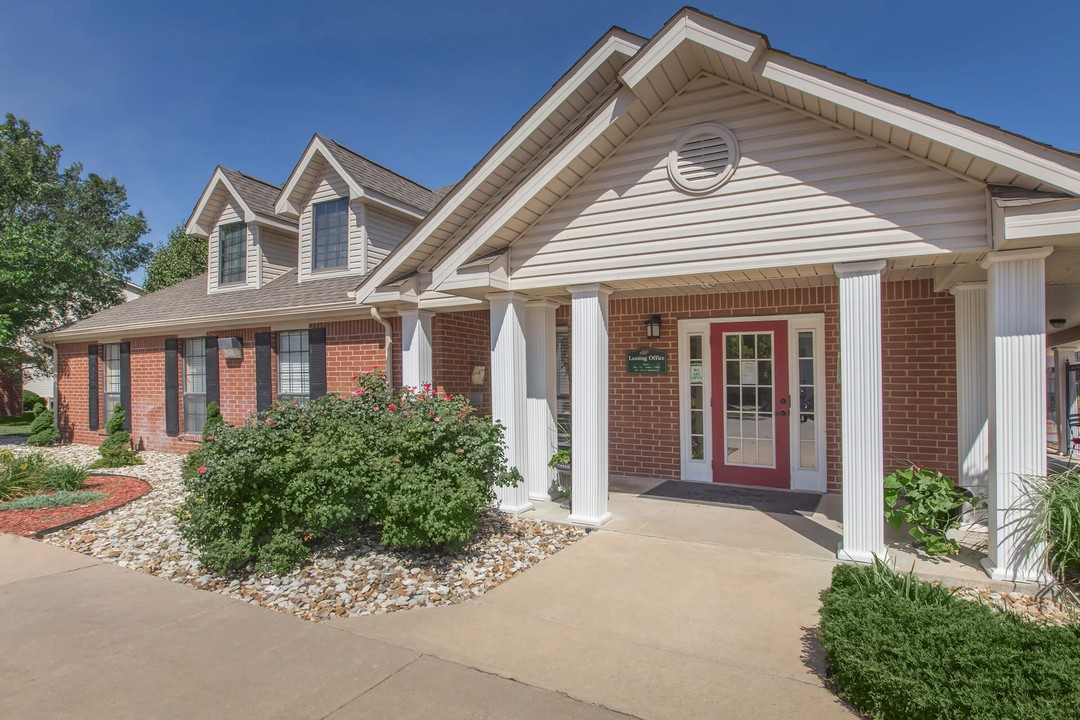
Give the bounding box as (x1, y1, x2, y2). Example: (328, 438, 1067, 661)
(637, 481, 820, 515)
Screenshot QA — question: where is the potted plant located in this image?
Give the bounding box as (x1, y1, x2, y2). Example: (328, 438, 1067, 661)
(548, 448, 571, 509)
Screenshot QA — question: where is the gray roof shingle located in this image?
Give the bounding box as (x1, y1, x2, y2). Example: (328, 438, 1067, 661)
(48, 269, 361, 337)
(319, 135, 440, 213)
(219, 167, 282, 218)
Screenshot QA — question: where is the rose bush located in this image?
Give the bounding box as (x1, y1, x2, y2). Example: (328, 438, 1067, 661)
(177, 370, 520, 574)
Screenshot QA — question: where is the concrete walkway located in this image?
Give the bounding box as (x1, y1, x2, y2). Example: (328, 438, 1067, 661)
(0, 535, 629, 720)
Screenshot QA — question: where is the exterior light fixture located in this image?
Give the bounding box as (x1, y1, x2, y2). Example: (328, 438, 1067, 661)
(1050, 318, 1067, 329)
(646, 314, 662, 340)
(219, 336, 244, 360)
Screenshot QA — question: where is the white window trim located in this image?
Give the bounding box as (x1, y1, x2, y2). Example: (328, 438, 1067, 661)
(678, 313, 827, 492)
(311, 197, 351, 275)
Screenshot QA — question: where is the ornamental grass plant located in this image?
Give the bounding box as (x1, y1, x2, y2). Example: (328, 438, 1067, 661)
(177, 370, 521, 574)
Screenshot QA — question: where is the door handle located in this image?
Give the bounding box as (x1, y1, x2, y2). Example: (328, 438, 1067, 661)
(779, 410, 788, 417)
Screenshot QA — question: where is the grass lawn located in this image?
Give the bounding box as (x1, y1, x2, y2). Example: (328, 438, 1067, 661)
(0, 414, 35, 436)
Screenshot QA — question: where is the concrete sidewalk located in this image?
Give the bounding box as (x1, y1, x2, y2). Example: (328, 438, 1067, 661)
(0, 535, 629, 720)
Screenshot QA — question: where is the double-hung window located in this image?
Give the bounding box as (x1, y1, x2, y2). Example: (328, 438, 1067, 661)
(183, 338, 207, 434)
(555, 326, 571, 449)
(312, 198, 349, 271)
(218, 222, 247, 285)
(103, 343, 121, 416)
(277, 331, 310, 402)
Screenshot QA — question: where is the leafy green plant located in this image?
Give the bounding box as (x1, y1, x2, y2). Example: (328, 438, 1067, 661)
(0, 452, 48, 499)
(40, 463, 90, 492)
(818, 563, 1080, 719)
(22, 389, 43, 411)
(883, 466, 967, 555)
(1025, 471, 1080, 583)
(25, 408, 59, 446)
(201, 401, 224, 441)
(177, 370, 520, 574)
(547, 449, 571, 468)
(0, 490, 106, 511)
(91, 405, 142, 468)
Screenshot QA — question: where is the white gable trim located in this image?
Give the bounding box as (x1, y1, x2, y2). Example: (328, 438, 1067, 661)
(276, 137, 364, 217)
(353, 29, 646, 303)
(186, 168, 256, 237)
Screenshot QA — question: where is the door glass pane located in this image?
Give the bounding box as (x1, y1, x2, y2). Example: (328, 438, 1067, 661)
(797, 330, 817, 470)
(722, 331, 776, 468)
(688, 333, 705, 461)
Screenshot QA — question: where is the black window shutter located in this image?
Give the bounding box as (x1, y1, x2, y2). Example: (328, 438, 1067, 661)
(255, 331, 272, 411)
(205, 335, 220, 406)
(88, 344, 99, 431)
(164, 339, 179, 437)
(309, 327, 327, 400)
(119, 341, 132, 430)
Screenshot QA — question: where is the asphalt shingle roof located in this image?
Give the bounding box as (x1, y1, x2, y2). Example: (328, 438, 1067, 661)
(50, 269, 361, 336)
(319, 135, 441, 213)
(219, 167, 281, 218)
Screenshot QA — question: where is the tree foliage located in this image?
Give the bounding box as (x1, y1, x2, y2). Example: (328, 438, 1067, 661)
(0, 114, 150, 371)
(143, 223, 208, 293)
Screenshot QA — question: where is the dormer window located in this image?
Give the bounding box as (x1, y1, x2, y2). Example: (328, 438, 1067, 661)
(218, 222, 247, 285)
(313, 198, 349, 271)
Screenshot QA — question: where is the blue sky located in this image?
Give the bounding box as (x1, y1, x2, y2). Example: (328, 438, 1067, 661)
(2, 1, 1078, 284)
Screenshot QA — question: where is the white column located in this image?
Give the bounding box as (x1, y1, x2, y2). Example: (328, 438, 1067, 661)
(568, 284, 612, 526)
(951, 283, 989, 511)
(525, 300, 557, 501)
(982, 247, 1051, 583)
(488, 292, 532, 513)
(400, 309, 433, 390)
(835, 260, 886, 563)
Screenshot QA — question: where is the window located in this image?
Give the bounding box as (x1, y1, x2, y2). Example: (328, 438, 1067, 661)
(555, 326, 571, 449)
(219, 222, 247, 285)
(797, 330, 817, 470)
(103, 343, 121, 417)
(688, 334, 706, 460)
(183, 338, 207, 434)
(277, 331, 310, 401)
(312, 198, 349, 270)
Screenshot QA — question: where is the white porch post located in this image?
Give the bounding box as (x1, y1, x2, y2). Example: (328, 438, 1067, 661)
(525, 300, 557, 501)
(982, 247, 1052, 583)
(951, 283, 989, 510)
(488, 292, 533, 513)
(835, 260, 887, 563)
(569, 284, 612, 526)
(400, 309, 433, 390)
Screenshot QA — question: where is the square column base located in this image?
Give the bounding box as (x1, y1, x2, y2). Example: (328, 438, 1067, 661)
(497, 501, 535, 515)
(980, 557, 1051, 585)
(567, 511, 612, 528)
(836, 543, 888, 565)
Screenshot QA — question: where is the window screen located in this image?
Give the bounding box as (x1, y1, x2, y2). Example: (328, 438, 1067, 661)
(184, 338, 207, 434)
(277, 330, 310, 402)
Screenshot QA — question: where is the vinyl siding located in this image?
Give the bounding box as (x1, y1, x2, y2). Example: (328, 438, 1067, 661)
(207, 198, 257, 293)
(366, 206, 417, 269)
(298, 169, 364, 281)
(259, 227, 297, 284)
(509, 75, 988, 288)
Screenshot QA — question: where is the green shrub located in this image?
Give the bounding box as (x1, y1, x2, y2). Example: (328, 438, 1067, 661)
(1026, 471, 1080, 582)
(22, 389, 43, 412)
(91, 405, 142, 468)
(25, 409, 59, 446)
(818, 563, 1080, 720)
(40, 463, 90, 492)
(0, 490, 106, 511)
(201, 401, 224, 441)
(883, 466, 967, 555)
(177, 370, 520, 574)
(0, 452, 48, 500)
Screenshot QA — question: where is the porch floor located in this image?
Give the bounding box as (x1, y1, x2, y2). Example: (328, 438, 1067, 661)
(529, 476, 1020, 592)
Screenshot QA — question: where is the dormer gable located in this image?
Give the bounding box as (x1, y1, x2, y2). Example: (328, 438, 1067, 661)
(275, 135, 438, 282)
(184, 166, 298, 294)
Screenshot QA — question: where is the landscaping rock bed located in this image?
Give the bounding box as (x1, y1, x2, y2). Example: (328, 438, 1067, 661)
(0, 473, 150, 537)
(955, 586, 1079, 627)
(27, 445, 588, 620)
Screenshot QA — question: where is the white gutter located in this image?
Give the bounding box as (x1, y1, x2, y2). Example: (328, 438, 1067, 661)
(369, 307, 393, 387)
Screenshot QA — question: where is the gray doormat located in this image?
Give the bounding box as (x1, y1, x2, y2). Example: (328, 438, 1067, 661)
(638, 481, 820, 515)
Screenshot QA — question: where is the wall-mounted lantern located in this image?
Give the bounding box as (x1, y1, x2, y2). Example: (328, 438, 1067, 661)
(219, 336, 244, 360)
(645, 314, 662, 340)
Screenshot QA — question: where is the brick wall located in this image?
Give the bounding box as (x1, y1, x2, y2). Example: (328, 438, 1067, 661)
(433, 310, 491, 415)
(56, 317, 403, 454)
(557, 279, 956, 493)
(0, 371, 22, 417)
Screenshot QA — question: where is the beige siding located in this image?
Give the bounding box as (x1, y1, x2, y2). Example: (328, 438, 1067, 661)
(207, 198, 257, 293)
(259, 227, 297, 284)
(366, 206, 417, 269)
(509, 76, 988, 288)
(298, 169, 365, 281)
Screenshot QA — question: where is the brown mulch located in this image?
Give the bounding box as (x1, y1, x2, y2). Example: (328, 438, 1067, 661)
(0, 475, 151, 538)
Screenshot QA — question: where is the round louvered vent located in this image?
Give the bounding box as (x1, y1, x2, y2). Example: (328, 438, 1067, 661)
(667, 123, 739, 194)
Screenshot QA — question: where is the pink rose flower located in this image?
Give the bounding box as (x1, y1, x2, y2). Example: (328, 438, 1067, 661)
(434, 417, 441, 423)
(197, 466, 208, 474)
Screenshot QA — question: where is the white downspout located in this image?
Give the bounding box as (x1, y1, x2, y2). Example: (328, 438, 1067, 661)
(370, 308, 393, 387)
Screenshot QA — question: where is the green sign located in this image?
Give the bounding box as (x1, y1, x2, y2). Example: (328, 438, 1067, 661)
(626, 347, 668, 374)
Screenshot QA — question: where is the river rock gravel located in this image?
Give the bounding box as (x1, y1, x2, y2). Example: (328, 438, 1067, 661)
(955, 585, 1079, 627)
(20, 445, 588, 621)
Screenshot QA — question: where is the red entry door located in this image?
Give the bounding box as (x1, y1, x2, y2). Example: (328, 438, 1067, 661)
(710, 321, 791, 488)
